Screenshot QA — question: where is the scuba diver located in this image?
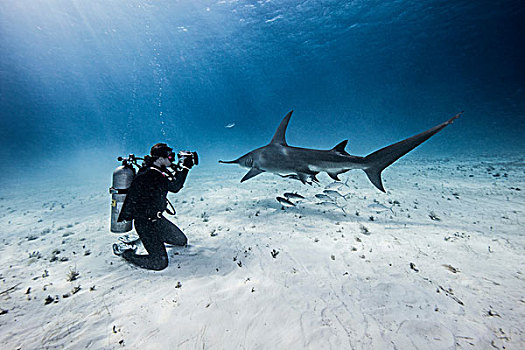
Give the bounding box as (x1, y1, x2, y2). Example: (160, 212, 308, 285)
(113, 143, 196, 271)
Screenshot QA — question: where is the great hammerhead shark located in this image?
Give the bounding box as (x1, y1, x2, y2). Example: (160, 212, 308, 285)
(219, 111, 460, 192)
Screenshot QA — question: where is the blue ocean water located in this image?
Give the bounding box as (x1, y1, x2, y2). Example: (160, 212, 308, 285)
(1, 1, 524, 180)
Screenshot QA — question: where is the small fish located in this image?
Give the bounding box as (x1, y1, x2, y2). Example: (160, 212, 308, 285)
(279, 174, 320, 186)
(276, 196, 296, 207)
(283, 192, 305, 200)
(225, 123, 236, 128)
(325, 177, 351, 189)
(323, 189, 349, 200)
(315, 194, 334, 201)
(325, 181, 342, 190)
(316, 201, 347, 214)
(367, 203, 393, 213)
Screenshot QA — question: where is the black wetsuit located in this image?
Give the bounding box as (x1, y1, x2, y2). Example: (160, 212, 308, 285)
(118, 165, 188, 270)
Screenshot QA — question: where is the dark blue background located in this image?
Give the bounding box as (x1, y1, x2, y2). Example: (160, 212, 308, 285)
(1, 0, 523, 178)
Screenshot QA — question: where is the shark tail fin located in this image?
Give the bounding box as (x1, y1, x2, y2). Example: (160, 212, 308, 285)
(363, 113, 461, 192)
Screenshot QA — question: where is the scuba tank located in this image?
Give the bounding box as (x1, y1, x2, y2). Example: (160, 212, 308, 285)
(109, 155, 137, 233)
(108, 150, 198, 233)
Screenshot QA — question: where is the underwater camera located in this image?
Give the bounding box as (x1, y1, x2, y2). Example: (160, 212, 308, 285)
(174, 150, 199, 170)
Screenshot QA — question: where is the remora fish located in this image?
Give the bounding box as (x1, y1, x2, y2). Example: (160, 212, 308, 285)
(276, 196, 296, 207)
(225, 123, 236, 128)
(279, 173, 319, 185)
(219, 110, 461, 192)
(283, 192, 305, 200)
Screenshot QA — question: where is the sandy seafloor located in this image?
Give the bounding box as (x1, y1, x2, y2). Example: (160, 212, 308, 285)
(0, 156, 524, 349)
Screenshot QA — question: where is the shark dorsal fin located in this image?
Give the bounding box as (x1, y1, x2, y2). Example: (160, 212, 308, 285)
(270, 110, 293, 145)
(331, 140, 349, 155)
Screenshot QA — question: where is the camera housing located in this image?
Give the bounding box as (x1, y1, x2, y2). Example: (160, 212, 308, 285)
(174, 151, 199, 170)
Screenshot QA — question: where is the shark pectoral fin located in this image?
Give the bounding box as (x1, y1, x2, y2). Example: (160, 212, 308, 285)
(241, 168, 264, 182)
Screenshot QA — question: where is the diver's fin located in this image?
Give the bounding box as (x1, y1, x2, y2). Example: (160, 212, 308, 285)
(363, 112, 461, 192)
(270, 110, 293, 145)
(241, 168, 264, 182)
(331, 140, 349, 155)
(112, 243, 137, 256)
